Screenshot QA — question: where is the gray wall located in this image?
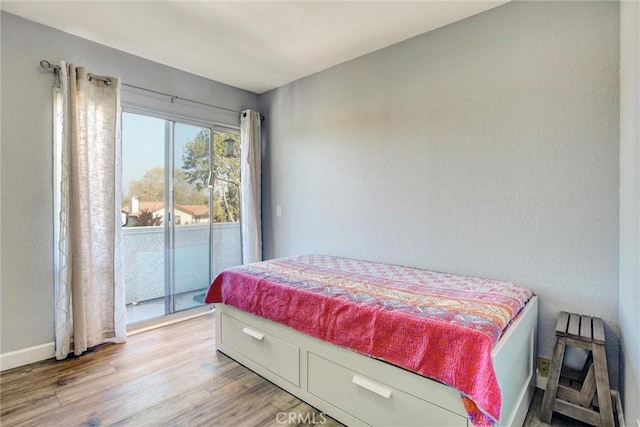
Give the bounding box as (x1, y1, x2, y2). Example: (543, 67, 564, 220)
(619, 0, 640, 422)
(0, 11, 258, 354)
(260, 1, 621, 386)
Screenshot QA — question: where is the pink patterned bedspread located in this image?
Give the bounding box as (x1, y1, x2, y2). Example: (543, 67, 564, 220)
(204, 255, 533, 425)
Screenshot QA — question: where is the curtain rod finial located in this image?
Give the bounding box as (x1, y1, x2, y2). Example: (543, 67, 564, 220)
(241, 111, 265, 121)
(40, 59, 60, 71)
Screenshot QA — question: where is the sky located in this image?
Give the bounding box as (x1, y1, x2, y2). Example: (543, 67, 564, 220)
(122, 112, 208, 196)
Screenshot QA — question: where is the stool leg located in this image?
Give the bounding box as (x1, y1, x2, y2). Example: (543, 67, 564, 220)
(592, 344, 614, 427)
(541, 335, 567, 423)
(577, 362, 597, 408)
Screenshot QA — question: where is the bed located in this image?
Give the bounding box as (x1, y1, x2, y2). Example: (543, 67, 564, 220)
(204, 255, 538, 426)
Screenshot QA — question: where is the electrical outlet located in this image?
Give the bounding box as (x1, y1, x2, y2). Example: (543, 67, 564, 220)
(538, 356, 551, 377)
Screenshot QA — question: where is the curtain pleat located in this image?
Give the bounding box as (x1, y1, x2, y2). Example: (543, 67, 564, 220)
(240, 110, 262, 264)
(54, 62, 126, 360)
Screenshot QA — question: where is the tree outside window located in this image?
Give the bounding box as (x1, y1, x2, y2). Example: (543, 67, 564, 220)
(124, 130, 240, 226)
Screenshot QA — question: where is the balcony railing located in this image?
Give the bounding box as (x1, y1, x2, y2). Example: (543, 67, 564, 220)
(123, 222, 241, 305)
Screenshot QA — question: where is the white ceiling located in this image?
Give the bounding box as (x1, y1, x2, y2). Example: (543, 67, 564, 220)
(2, 1, 509, 94)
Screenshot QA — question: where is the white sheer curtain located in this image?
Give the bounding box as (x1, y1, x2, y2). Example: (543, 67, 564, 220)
(53, 62, 126, 360)
(240, 109, 262, 264)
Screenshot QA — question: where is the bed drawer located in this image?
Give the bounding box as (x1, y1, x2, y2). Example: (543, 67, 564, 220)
(307, 352, 467, 427)
(219, 313, 299, 386)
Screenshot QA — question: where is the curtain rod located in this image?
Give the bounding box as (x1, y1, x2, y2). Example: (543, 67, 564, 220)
(39, 59, 263, 120)
(40, 59, 112, 86)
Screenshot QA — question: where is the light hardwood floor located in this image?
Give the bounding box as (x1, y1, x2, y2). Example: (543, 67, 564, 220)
(1, 313, 587, 427)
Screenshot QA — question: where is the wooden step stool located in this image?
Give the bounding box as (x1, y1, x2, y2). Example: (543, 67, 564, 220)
(540, 312, 615, 427)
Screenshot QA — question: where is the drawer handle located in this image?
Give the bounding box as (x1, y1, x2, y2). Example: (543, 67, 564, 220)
(352, 375, 392, 399)
(242, 327, 264, 341)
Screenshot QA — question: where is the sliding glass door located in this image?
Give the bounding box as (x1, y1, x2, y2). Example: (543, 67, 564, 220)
(122, 111, 241, 323)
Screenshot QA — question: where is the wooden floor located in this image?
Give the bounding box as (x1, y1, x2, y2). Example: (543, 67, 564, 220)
(1, 313, 588, 427)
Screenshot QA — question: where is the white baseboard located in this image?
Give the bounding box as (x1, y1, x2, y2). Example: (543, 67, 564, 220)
(536, 371, 548, 390)
(0, 342, 55, 372)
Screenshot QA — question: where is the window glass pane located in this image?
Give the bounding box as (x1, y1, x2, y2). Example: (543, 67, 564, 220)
(121, 111, 243, 323)
(122, 112, 166, 323)
(212, 130, 242, 275)
(174, 123, 211, 311)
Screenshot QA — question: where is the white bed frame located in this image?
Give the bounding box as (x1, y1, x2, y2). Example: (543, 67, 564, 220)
(215, 296, 538, 427)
